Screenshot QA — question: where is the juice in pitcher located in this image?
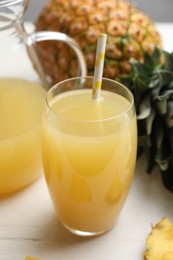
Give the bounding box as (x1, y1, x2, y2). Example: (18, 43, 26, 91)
(0, 78, 46, 196)
(0, 0, 86, 197)
(42, 76, 137, 236)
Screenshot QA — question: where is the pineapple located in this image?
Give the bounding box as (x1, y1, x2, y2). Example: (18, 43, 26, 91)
(119, 48, 173, 192)
(144, 218, 173, 260)
(35, 0, 162, 85)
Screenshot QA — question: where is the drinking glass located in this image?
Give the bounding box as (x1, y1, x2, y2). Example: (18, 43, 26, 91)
(42, 76, 137, 236)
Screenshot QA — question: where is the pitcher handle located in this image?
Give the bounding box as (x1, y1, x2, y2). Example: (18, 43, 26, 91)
(30, 31, 87, 87)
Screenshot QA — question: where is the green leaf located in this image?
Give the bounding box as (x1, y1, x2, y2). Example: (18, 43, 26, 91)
(137, 95, 151, 120)
(151, 47, 162, 68)
(118, 46, 173, 192)
(154, 99, 167, 115)
(163, 50, 173, 71)
(161, 156, 173, 191)
(167, 100, 173, 116)
(165, 114, 173, 128)
(138, 135, 149, 146)
(149, 73, 161, 89)
(146, 109, 156, 135)
(156, 89, 173, 101)
(155, 157, 169, 171)
(157, 69, 173, 87)
(130, 58, 151, 75)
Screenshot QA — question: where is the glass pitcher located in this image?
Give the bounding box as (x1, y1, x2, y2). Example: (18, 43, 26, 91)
(0, 0, 86, 197)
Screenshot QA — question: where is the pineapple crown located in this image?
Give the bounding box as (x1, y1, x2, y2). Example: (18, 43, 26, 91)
(119, 47, 173, 192)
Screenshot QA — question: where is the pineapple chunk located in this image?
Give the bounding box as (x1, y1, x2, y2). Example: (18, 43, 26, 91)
(145, 218, 173, 260)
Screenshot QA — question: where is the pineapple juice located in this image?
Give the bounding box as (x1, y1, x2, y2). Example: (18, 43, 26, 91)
(42, 88, 137, 234)
(0, 78, 46, 196)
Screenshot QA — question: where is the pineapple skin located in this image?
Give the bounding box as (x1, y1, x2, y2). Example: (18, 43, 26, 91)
(35, 0, 162, 85)
(144, 218, 173, 260)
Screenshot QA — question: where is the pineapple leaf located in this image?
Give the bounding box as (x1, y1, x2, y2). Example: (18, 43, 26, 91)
(149, 73, 161, 89)
(137, 95, 151, 120)
(149, 47, 162, 69)
(167, 100, 173, 116)
(156, 89, 173, 101)
(155, 157, 169, 171)
(163, 50, 173, 71)
(156, 69, 173, 87)
(146, 109, 156, 135)
(118, 46, 173, 192)
(133, 74, 149, 90)
(154, 98, 167, 115)
(143, 48, 161, 71)
(130, 58, 151, 75)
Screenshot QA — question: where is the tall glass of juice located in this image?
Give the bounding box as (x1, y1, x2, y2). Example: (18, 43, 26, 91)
(42, 76, 137, 236)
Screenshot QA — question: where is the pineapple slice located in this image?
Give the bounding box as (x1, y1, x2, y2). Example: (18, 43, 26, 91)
(144, 218, 173, 260)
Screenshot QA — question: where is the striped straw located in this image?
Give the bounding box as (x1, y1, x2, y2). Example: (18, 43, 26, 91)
(92, 33, 107, 101)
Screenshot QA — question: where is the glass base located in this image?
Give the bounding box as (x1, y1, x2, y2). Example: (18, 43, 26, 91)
(62, 222, 114, 237)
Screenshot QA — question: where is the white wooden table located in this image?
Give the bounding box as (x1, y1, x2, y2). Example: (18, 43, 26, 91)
(1, 23, 173, 260)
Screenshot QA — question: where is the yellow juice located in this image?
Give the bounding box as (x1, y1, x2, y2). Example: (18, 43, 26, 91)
(42, 89, 137, 234)
(0, 78, 45, 196)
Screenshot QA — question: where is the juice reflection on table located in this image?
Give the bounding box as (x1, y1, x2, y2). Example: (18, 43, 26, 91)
(0, 78, 45, 196)
(42, 77, 137, 236)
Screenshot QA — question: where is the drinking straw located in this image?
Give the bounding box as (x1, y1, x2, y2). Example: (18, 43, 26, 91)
(92, 33, 107, 101)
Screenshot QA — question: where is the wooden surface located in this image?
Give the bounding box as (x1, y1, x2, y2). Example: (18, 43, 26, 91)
(0, 23, 173, 260)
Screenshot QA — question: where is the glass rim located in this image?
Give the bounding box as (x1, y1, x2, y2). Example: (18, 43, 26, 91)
(46, 76, 135, 123)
